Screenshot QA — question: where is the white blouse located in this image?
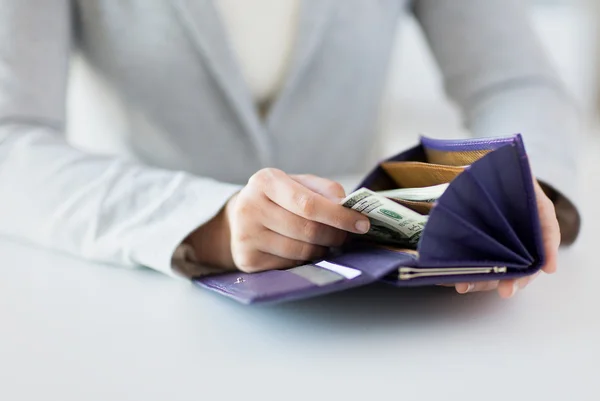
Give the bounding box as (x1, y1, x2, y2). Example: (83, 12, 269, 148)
(214, 0, 301, 107)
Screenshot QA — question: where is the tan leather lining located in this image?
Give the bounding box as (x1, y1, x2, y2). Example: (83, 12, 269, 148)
(425, 148, 491, 166)
(381, 161, 464, 188)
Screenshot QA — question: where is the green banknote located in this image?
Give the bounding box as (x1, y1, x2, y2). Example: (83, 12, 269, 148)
(340, 188, 428, 247)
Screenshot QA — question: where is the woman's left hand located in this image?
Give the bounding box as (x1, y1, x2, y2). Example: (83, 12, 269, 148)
(450, 180, 561, 298)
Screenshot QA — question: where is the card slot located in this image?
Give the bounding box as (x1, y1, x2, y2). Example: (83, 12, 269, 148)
(439, 168, 533, 262)
(420, 135, 513, 166)
(381, 161, 464, 188)
(418, 203, 532, 267)
(424, 148, 491, 166)
(361, 144, 426, 191)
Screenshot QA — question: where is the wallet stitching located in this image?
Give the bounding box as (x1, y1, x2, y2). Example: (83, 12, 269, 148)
(422, 138, 514, 150)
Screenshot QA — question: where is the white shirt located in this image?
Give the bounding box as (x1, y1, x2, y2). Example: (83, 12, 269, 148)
(214, 0, 301, 106)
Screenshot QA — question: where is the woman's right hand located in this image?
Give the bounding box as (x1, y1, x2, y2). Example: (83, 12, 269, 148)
(189, 168, 371, 272)
(225, 168, 371, 272)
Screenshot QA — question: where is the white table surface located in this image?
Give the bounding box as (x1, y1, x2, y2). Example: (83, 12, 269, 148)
(1, 135, 598, 401)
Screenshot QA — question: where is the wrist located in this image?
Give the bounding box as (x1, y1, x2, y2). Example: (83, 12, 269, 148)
(185, 197, 236, 269)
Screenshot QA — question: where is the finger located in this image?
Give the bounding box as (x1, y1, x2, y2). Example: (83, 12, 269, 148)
(518, 271, 542, 289)
(290, 175, 346, 202)
(235, 251, 301, 273)
(498, 279, 520, 299)
(478, 280, 500, 292)
(258, 199, 347, 246)
(517, 276, 531, 290)
(455, 283, 472, 294)
(256, 229, 329, 262)
(534, 181, 561, 274)
(541, 221, 560, 274)
(255, 168, 370, 234)
(455, 280, 499, 294)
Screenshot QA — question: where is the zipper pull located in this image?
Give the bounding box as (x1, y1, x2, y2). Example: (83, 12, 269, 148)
(398, 266, 507, 280)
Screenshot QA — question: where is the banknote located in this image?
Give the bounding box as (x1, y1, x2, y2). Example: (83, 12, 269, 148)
(376, 183, 449, 202)
(340, 188, 428, 246)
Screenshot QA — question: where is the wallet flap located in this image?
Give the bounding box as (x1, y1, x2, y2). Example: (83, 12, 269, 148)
(419, 202, 533, 266)
(351, 134, 544, 287)
(439, 168, 533, 260)
(194, 249, 416, 304)
(400, 135, 543, 284)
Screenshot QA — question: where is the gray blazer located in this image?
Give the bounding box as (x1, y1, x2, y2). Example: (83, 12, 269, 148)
(0, 0, 579, 275)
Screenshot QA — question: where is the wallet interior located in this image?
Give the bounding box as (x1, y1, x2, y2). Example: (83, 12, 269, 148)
(355, 135, 544, 285)
(194, 135, 545, 304)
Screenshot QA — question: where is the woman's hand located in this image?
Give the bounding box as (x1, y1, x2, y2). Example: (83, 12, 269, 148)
(451, 180, 561, 298)
(188, 168, 370, 272)
(190, 171, 560, 295)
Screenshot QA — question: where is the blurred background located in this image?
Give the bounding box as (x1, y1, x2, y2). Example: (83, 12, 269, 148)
(377, 0, 599, 154)
(67, 0, 600, 162)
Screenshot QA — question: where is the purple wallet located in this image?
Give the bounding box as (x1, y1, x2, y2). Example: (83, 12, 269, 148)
(194, 134, 544, 304)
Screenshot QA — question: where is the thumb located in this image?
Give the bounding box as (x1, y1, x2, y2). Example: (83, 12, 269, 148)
(290, 174, 346, 202)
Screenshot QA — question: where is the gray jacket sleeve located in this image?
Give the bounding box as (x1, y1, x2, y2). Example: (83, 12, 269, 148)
(413, 0, 581, 243)
(0, 1, 240, 275)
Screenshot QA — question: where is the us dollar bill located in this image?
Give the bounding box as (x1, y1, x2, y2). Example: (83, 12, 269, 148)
(340, 188, 428, 247)
(376, 183, 449, 202)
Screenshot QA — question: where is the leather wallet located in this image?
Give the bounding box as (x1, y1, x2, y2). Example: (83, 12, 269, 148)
(194, 134, 545, 304)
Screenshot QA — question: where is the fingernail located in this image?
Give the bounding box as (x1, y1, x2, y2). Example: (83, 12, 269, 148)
(456, 283, 473, 294)
(355, 220, 370, 234)
(510, 281, 519, 297)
